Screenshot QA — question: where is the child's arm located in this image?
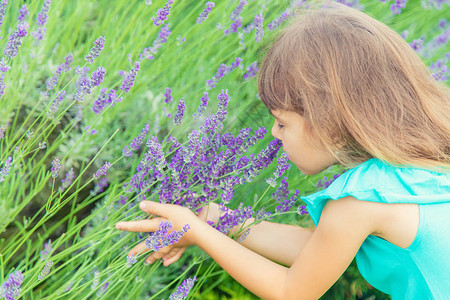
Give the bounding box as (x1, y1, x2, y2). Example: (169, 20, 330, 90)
(124, 202, 314, 267)
(116, 196, 377, 299)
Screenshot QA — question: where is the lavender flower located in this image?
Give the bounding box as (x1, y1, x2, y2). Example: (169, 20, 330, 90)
(0, 124, 5, 138)
(254, 13, 264, 42)
(91, 67, 106, 87)
(74, 66, 92, 102)
(145, 221, 190, 251)
(0, 1, 6, 31)
(92, 88, 122, 114)
(173, 98, 186, 125)
(18, 5, 28, 22)
(298, 205, 308, 215)
(409, 38, 425, 52)
(46, 53, 73, 90)
(0, 73, 5, 97)
(196, 2, 214, 24)
(85, 36, 105, 64)
(126, 254, 137, 267)
(39, 142, 47, 149)
(0, 270, 24, 300)
(4, 22, 29, 58)
(430, 58, 448, 81)
(315, 173, 341, 189)
(164, 87, 173, 103)
(206, 57, 242, 89)
(276, 189, 299, 213)
(268, 9, 290, 31)
(142, 24, 171, 60)
(38, 260, 53, 280)
(265, 151, 290, 187)
(169, 276, 197, 300)
(421, 0, 448, 9)
(243, 62, 258, 80)
(230, 0, 247, 21)
(40, 240, 53, 261)
(59, 168, 75, 192)
(120, 61, 140, 92)
(193, 92, 209, 118)
(93, 162, 111, 179)
(152, 0, 174, 26)
(51, 158, 61, 178)
(390, 0, 407, 14)
(0, 57, 10, 72)
(49, 91, 66, 116)
(31, 0, 51, 41)
(215, 203, 253, 234)
(123, 124, 150, 157)
(117, 195, 128, 205)
(176, 35, 186, 45)
(96, 282, 109, 297)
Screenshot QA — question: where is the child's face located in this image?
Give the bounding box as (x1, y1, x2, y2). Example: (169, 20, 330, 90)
(270, 109, 337, 175)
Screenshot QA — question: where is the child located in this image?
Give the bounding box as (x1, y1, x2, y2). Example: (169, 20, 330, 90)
(116, 1, 450, 299)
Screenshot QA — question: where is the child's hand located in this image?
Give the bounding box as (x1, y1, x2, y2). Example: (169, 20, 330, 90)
(115, 201, 220, 266)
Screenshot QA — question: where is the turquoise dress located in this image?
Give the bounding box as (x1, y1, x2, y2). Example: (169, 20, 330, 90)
(300, 158, 450, 299)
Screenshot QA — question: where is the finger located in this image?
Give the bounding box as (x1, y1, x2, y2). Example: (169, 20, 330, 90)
(163, 247, 186, 266)
(139, 200, 173, 216)
(116, 217, 165, 232)
(144, 245, 174, 264)
(128, 240, 152, 257)
(145, 250, 166, 264)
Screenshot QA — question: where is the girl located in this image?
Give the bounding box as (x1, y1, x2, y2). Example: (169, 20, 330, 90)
(116, 1, 450, 299)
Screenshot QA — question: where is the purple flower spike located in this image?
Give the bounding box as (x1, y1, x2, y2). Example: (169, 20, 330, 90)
(193, 92, 209, 118)
(169, 276, 197, 300)
(38, 260, 53, 280)
(0, 157, 12, 182)
(18, 5, 29, 22)
(173, 98, 186, 126)
(123, 124, 150, 157)
(390, 0, 407, 14)
(230, 0, 247, 21)
(46, 53, 73, 90)
(51, 158, 61, 178)
(93, 161, 111, 179)
(31, 0, 51, 41)
(0, 73, 6, 97)
(126, 254, 137, 267)
(4, 22, 29, 58)
(145, 220, 189, 251)
(268, 9, 290, 31)
(152, 0, 175, 26)
(207, 57, 242, 89)
(276, 189, 299, 213)
(49, 91, 66, 116)
(196, 2, 215, 24)
(91, 67, 106, 87)
(254, 13, 264, 42)
(120, 61, 140, 93)
(0, 270, 24, 300)
(243, 62, 258, 80)
(164, 87, 173, 103)
(142, 24, 172, 60)
(59, 168, 75, 192)
(85, 36, 105, 64)
(0, 1, 7, 31)
(40, 240, 53, 261)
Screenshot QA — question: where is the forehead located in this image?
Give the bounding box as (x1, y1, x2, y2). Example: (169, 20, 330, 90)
(269, 109, 287, 119)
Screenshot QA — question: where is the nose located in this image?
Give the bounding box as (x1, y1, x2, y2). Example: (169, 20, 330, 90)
(271, 121, 280, 139)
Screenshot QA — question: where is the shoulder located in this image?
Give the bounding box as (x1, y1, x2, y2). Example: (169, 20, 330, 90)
(320, 196, 380, 237)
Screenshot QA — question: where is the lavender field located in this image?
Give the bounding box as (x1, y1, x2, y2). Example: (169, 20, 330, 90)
(0, 0, 448, 299)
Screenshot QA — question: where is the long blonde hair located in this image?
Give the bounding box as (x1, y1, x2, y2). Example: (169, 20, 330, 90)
(258, 1, 450, 171)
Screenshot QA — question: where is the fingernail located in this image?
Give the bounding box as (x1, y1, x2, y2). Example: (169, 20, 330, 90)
(115, 223, 122, 229)
(139, 201, 149, 209)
